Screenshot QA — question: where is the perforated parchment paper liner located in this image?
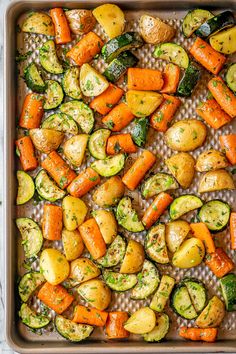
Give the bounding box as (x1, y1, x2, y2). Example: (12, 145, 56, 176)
(4, 0, 236, 352)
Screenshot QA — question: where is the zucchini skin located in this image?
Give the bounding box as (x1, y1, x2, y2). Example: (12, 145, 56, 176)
(220, 274, 236, 311)
(170, 284, 197, 320)
(195, 11, 235, 38)
(197, 199, 230, 233)
(103, 51, 138, 83)
(226, 63, 236, 93)
(177, 62, 201, 97)
(24, 62, 45, 93)
(132, 117, 149, 147)
(182, 9, 214, 38)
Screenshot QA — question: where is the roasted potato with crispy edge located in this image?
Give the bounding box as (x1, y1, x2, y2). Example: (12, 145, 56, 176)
(165, 152, 195, 189)
(139, 14, 176, 44)
(166, 220, 191, 253)
(62, 196, 88, 231)
(195, 149, 229, 172)
(69, 257, 100, 286)
(29, 128, 64, 154)
(120, 239, 145, 274)
(63, 134, 88, 168)
(77, 278, 111, 310)
(92, 176, 125, 207)
(92, 209, 117, 244)
(196, 296, 225, 328)
(65, 9, 96, 35)
(198, 169, 235, 193)
(62, 229, 84, 261)
(22, 12, 55, 36)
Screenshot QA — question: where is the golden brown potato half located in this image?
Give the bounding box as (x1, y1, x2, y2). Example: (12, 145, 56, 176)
(165, 152, 195, 189)
(139, 14, 176, 44)
(120, 239, 145, 274)
(198, 169, 235, 193)
(62, 229, 84, 261)
(195, 149, 229, 172)
(63, 134, 88, 168)
(166, 220, 190, 253)
(92, 176, 125, 207)
(39, 248, 69, 285)
(92, 209, 117, 244)
(65, 9, 96, 34)
(70, 257, 100, 286)
(77, 278, 111, 310)
(29, 128, 64, 154)
(22, 12, 55, 36)
(196, 296, 225, 328)
(172, 238, 205, 268)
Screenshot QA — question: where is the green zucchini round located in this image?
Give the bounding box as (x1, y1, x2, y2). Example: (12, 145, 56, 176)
(198, 199, 230, 232)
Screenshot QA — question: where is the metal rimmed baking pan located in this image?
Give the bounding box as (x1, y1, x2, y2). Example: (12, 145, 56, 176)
(4, 0, 236, 352)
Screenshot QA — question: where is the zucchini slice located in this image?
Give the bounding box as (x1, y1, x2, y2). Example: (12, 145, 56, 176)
(209, 26, 236, 55)
(116, 196, 144, 233)
(42, 113, 78, 135)
(19, 303, 50, 329)
(103, 51, 139, 83)
(143, 313, 169, 342)
(182, 9, 214, 38)
(220, 274, 236, 312)
(24, 62, 45, 93)
(103, 270, 137, 292)
(80, 63, 109, 97)
(181, 278, 206, 313)
(55, 315, 93, 342)
(91, 154, 125, 177)
(145, 224, 169, 264)
(226, 63, 236, 93)
(171, 285, 198, 319)
(153, 43, 189, 69)
(21, 12, 55, 36)
(177, 62, 201, 97)
(102, 32, 143, 63)
(97, 235, 126, 268)
(169, 195, 203, 220)
(88, 129, 111, 160)
(131, 260, 160, 300)
(43, 80, 64, 110)
(39, 40, 63, 74)
(195, 10, 235, 38)
(150, 275, 175, 312)
(62, 67, 82, 100)
(198, 200, 230, 232)
(60, 100, 94, 134)
(35, 169, 66, 202)
(132, 117, 149, 147)
(18, 272, 45, 302)
(16, 218, 43, 258)
(141, 173, 178, 199)
(16, 170, 35, 205)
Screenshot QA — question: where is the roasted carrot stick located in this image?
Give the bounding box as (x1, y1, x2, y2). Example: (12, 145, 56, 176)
(73, 305, 108, 326)
(196, 98, 232, 129)
(37, 282, 74, 314)
(66, 31, 103, 66)
(106, 134, 137, 155)
(15, 136, 38, 171)
(42, 204, 63, 241)
(67, 167, 100, 198)
(79, 218, 106, 260)
(102, 102, 135, 132)
(189, 38, 226, 75)
(122, 150, 156, 190)
(19, 93, 44, 129)
(50, 8, 72, 44)
(205, 248, 234, 278)
(89, 84, 124, 115)
(219, 134, 236, 165)
(41, 151, 76, 189)
(142, 192, 173, 229)
(127, 68, 164, 91)
(179, 327, 218, 343)
(190, 223, 215, 254)
(150, 94, 181, 132)
(208, 77, 236, 118)
(161, 63, 181, 94)
(106, 311, 130, 339)
(230, 212, 236, 250)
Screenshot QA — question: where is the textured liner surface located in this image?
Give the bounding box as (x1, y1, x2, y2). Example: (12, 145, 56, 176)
(11, 1, 236, 349)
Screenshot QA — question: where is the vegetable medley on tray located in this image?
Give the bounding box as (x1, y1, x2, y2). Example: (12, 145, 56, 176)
(15, 3, 236, 344)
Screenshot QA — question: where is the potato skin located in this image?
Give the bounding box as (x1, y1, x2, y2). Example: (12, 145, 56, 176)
(165, 120, 207, 152)
(195, 149, 229, 172)
(62, 229, 84, 261)
(39, 248, 69, 285)
(198, 169, 235, 193)
(172, 237, 205, 268)
(29, 128, 64, 154)
(70, 257, 100, 285)
(63, 134, 88, 167)
(92, 209, 117, 244)
(78, 279, 111, 310)
(165, 152, 195, 189)
(166, 220, 190, 253)
(120, 239, 145, 274)
(196, 296, 225, 328)
(92, 176, 125, 207)
(65, 9, 96, 34)
(139, 14, 176, 44)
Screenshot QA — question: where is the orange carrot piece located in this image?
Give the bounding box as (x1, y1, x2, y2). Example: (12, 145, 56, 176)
(208, 77, 236, 118)
(179, 327, 218, 343)
(220, 134, 236, 165)
(38, 282, 74, 314)
(66, 31, 103, 66)
(41, 151, 76, 189)
(230, 212, 236, 250)
(142, 192, 173, 229)
(79, 218, 106, 260)
(67, 167, 100, 198)
(161, 63, 181, 94)
(42, 204, 63, 241)
(89, 84, 124, 115)
(190, 223, 215, 254)
(19, 93, 44, 129)
(73, 305, 108, 326)
(106, 311, 130, 339)
(102, 102, 135, 132)
(150, 94, 181, 132)
(189, 37, 226, 75)
(196, 98, 232, 129)
(16, 136, 38, 171)
(122, 150, 156, 190)
(106, 134, 137, 155)
(127, 68, 164, 91)
(205, 248, 234, 278)
(50, 8, 72, 44)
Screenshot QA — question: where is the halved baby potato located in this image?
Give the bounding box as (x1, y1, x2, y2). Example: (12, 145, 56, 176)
(126, 90, 163, 117)
(124, 307, 156, 334)
(120, 239, 145, 274)
(70, 257, 100, 286)
(172, 237, 205, 269)
(29, 128, 64, 154)
(22, 12, 55, 36)
(165, 152, 195, 189)
(196, 296, 225, 328)
(65, 9, 96, 35)
(62, 229, 84, 261)
(139, 14, 176, 44)
(92, 209, 117, 244)
(62, 196, 88, 231)
(92, 176, 125, 207)
(40, 248, 69, 285)
(80, 64, 109, 97)
(196, 149, 229, 172)
(77, 278, 111, 310)
(63, 134, 88, 168)
(93, 4, 125, 39)
(166, 220, 191, 253)
(198, 169, 235, 193)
